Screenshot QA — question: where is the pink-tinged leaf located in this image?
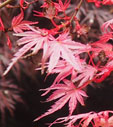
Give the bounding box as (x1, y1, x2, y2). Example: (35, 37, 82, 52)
(3, 26, 50, 75)
(49, 112, 93, 127)
(46, 32, 83, 72)
(54, 0, 71, 12)
(40, 83, 69, 97)
(3, 42, 36, 75)
(12, 10, 38, 33)
(73, 65, 97, 87)
(82, 114, 97, 127)
(12, 10, 24, 28)
(101, 18, 113, 32)
(35, 80, 87, 121)
(35, 94, 71, 121)
(94, 111, 113, 127)
(91, 32, 113, 44)
(50, 111, 113, 127)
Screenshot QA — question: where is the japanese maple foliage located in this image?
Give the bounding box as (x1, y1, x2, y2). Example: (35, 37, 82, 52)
(35, 79, 88, 121)
(1, 0, 113, 127)
(11, 9, 38, 33)
(50, 110, 113, 127)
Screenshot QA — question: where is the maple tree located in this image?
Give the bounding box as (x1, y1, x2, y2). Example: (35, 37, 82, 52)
(1, 0, 113, 127)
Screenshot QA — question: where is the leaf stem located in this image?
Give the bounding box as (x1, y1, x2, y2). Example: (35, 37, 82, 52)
(0, 0, 15, 9)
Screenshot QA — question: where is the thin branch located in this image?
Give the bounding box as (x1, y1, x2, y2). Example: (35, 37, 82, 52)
(0, 0, 15, 9)
(70, 0, 83, 23)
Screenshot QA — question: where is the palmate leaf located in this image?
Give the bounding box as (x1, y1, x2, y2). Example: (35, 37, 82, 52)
(54, 0, 71, 12)
(49, 112, 93, 127)
(3, 26, 50, 75)
(50, 111, 113, 127)
(35, 79, 88, 121)
(38, 60, 77, 96)
(47, 32, 83, 72)
(12, 10, 38, 33)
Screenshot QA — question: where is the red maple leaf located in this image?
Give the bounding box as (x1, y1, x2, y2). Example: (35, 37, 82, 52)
(54, 0, 71, 12)
(35, 79, 88, 121)
(45, 32, 83, 72)
(41, 60, 78, 96)
(51, 111, 113, 127)
(3, 25, 50, 75)
(11, 10, 38, 33)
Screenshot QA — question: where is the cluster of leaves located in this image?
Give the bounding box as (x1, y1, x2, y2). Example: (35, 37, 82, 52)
(1, 0, 113, 127)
